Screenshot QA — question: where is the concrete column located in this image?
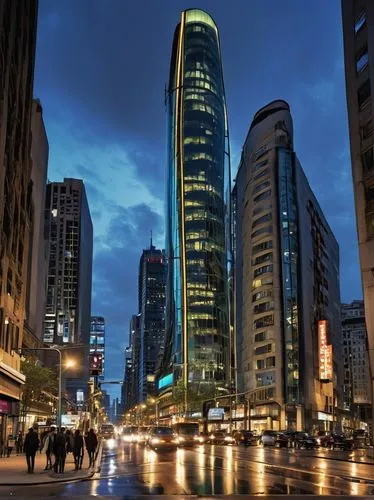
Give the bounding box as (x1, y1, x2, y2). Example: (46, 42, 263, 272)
(280, 407, 286, 430)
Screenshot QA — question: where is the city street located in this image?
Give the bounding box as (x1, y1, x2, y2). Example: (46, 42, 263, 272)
(1, 439, 374, 497)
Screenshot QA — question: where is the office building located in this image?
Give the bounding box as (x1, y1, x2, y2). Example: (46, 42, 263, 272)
(234, 100, 343, 432)
(138, 244, 166, 402)
(162, 9, 232, 411)
(122, 345, 133, 411)
(127, 314, 140, 408)
(0, 0, 38, 439)
(342, 0, 374, 419)
(342, 300, 371, 427)
(44, 178, 93, 404)
(24, 99, 49, 349)
(90, 316, 105, 379)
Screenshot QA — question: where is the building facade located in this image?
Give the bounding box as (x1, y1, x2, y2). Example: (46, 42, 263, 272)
(342, 0, 374, 422)
(122, 345, 133, 411)
(90, 316, 105, 380)
(234, 100, 343, 432)
(0, 0, 38, 440)
(162, 9, 232, 410)
(342, 300, 371, 427)
(44, 178, 93, 404)
(24, 99, 49, 349)
(138, 244, 166, 402)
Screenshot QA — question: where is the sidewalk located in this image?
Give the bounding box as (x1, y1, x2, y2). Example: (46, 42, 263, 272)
(0, 447, 99, 485)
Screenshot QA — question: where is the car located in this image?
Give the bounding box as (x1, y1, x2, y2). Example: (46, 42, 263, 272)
(147, 426, 178, 450)
(122, 426, 139, 443)
(233, 430, 259, 446)
(287, 432, 320, 449)
(136, 426, 150, 445)
(316, 431, 333, 448)
(208, 431, 236, 445)
(353, 429, 371, 448)
(261, 430, 289, 448)
(330, 434, 355, 451)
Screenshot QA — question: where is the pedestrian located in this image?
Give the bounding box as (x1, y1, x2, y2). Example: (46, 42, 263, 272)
(73, 429, 84, 470)
(85, 428, 98, 467)
(42, 426, 56, 470)
(16, 431, 23, 455)
(6, 434, 15, 457)
(24, 427, 40, 473)
(53, 427, 67, 474)
(65, 429, 73, 454)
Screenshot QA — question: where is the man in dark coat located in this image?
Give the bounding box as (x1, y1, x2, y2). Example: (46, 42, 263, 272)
(24, 427, 40, 473)
(85, 428, 98, 467)
(53, 427, 67, 473)
(73, 429, 84, 470)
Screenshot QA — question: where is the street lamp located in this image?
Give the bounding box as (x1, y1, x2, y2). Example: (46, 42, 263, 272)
(65, 358, 76, 369)
(16, 345, 83, 427)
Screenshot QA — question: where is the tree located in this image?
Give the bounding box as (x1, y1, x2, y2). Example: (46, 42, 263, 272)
(20, 356, 58, 428)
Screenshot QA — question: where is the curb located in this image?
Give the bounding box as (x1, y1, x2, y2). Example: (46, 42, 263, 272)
(0, 441, 104, 487)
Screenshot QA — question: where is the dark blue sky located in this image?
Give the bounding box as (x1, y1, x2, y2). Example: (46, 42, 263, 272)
(34, 0, 361, 400)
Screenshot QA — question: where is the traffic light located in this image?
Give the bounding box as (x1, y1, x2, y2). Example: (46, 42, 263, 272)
(89, 352, 103, 376)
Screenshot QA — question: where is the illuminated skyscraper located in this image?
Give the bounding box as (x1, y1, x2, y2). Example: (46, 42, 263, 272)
(90, 316, 105, 379)
(162, 9, 232, 409)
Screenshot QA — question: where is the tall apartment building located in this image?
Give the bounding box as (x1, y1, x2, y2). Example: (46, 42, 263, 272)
(0, 0, 38, 439)
(161, 9, 232, 411)
(24, 99, 49, 349)
(138, 244, 166, 402)
(342, 0, 374, 421)
(90, 316, 105, 379)
(342, 300, 371, 427)
(234, 100, 343, 432)
(44, 178, 93, 404)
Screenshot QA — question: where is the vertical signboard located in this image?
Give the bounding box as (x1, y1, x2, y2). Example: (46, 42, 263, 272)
(318, 320, 333, 382)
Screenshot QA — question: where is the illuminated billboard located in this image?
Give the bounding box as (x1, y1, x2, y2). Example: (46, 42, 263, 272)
(158, 373, 173, 390)
(318, 320, 333, 382)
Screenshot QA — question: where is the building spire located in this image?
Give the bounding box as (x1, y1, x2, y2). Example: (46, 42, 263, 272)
(150, 229, 154, 250)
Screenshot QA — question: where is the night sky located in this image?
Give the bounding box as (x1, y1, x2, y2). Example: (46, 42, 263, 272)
(34, 0, 361, 400)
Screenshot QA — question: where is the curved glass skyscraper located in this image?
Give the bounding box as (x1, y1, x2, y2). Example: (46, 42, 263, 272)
(163, 9, 231, 407)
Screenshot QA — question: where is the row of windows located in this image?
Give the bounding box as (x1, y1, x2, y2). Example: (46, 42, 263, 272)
(253, 180, 271, 195)
(253, 289, 273, 303)
(253, 264, 273, 278)
(254, 330, 272, 342)
(256, 356, 276, 369)
(252, 276, 273, 289)
(253, 203, 272, 217)
(254, 343, 273, 355)
(253, 167, 270, 182)
(253, 159, 268, 173)
(252, 239, 273, 255)
(252, 251, 272, 266)
(256, 371, 276, 387)
(254, 188, 272, 203)
(252, 225, 272, 239)
(253, 301, 274, 315)
(252, 212, 272, 229)
(253, 314, 274, 329)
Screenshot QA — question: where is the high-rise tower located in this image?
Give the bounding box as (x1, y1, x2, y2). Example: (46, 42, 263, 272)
(234, 101, 343, 432)
(162, 9, 232, 411)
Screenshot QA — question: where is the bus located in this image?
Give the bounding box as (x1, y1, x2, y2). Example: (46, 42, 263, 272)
(172, 422, 201, 446)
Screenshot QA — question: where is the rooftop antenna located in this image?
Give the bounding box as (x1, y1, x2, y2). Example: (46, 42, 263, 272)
(150, 229, 153, 250)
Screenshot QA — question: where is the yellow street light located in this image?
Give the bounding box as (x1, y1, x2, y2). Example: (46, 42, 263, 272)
(65, 358, 76, 369)
(141, 404, 146, 409)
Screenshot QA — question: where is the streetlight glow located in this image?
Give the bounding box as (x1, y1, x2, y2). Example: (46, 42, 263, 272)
(65, 358, 76, 369)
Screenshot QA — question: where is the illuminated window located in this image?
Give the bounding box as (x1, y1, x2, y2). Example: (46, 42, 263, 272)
(253, 264, 273, 278)
(252, 289, 273, 302)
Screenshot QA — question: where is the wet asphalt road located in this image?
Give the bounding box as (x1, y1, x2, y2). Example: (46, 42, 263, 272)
(2, 439, 374, 498)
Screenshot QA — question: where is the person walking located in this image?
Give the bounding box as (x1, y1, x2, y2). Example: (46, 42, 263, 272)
(6, 434, 15, 457)
(42, 426, 56, 470)
(85, 428, 98, 467)
(53, 427, 67, 474)
(24, 428, 40, 473)
(16, 431, 23, 455)
(73, 429, 84, 470)
(65, 429, 73, 455)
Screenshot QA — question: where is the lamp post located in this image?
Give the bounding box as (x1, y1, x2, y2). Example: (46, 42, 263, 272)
(17, 346, 80, 427)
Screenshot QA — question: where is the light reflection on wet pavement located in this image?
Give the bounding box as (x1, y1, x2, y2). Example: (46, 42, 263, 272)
(1, 439, 374, 497)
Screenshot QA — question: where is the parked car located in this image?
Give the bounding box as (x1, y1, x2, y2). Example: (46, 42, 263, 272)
(261, 431, 289, 448)
(147, 426, 178, 450)
(316, 431, 333, 448)
(287, 432, 320, 449)
(353, 430, 371, 448)
(330, 434, 355, 451)
(233, 430, 259, 446)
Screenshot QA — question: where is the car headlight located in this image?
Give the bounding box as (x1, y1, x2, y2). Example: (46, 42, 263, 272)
(178, 436, 185, 443)
(151, 438, 160, 444)
(224, 436, 234, 442)
(210, 434, 214, 439)
(193, 436, 199, 441)
(316, 438, 321, 445)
